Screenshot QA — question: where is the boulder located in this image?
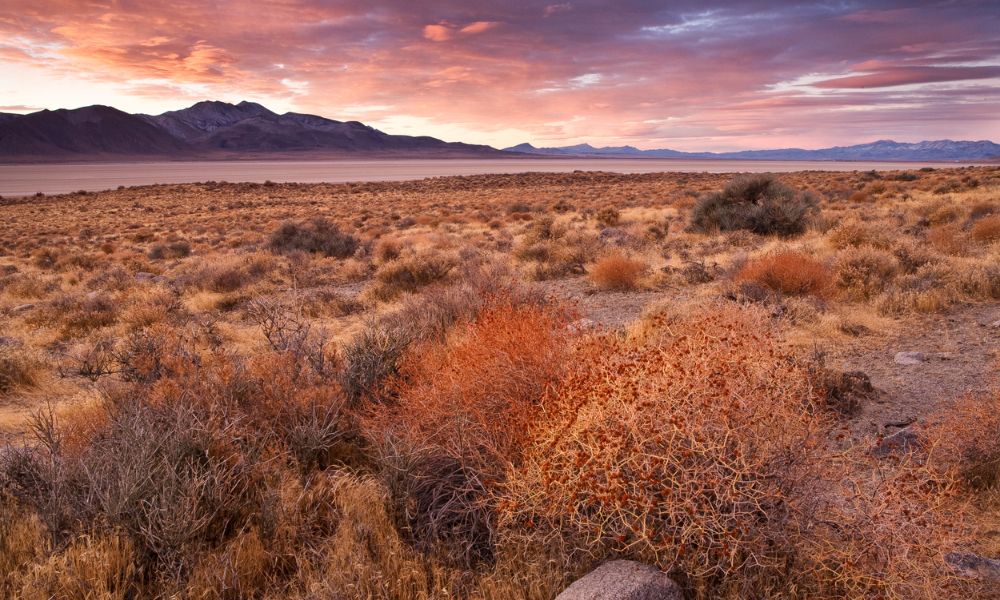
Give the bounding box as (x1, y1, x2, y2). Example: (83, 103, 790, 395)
(894, 351, 925, 365)
(946, 552, 1000, 582)
(556, 560, 683, 600)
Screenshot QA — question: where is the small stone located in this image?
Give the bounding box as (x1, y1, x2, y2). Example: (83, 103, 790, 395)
(894, 351, 925, 365)
(872, 428, 922, 457)
(556, 560, 683, 600)
(946, 552, 1000, 581)
(568, 318, 599, 333)
(11, 303, 35, 314)
(136, 271, 156, 281)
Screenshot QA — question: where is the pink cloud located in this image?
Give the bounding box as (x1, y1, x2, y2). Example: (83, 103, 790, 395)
(460, 21, 498, 34)
(0, 0, 997, 150)
(423, 23, 454, 42)
(814, 66, 1000, 89)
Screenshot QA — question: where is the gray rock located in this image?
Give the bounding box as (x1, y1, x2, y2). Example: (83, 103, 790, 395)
(872, 428, 922, 457)
(894, 351, 925, 365)
(556, 560, 683, 600)
(946, 552, 1000, 581)
(135, 271, 156, 281)
(568, 318, 599, 333)
(11, 303, 35, 314)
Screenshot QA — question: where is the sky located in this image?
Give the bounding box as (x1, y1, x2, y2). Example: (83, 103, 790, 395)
(1, 1, 999, 151)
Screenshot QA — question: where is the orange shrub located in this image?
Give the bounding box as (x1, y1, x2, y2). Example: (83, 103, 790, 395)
(588, 251, 647, 290)
(502, 304, 968, 598)
(503, 305, 828, 591)
(364, 298, 572, 564)
(735, 250, 831, 298)
(970, 215, 1000, 244)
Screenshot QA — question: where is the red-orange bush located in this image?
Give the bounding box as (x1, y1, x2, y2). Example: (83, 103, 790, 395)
(364, 298, 572, 564)
(588, 252, 647, 290)
(735, 250, 831, 298)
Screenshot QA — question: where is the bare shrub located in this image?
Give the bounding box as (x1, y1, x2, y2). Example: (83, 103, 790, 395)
(269, 217, 359, 258)
(148, 240, 191, 260)
(588, 251, 647, 291)
(689, 175, 819, 236)
(364, 251, 457, 302)
(927, 389, 1000, 491)
(735, 250, 831, 298)
(503, 304, 969, 598)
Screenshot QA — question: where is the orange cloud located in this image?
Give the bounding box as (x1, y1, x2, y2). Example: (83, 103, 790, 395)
(0, 0, 997, 150)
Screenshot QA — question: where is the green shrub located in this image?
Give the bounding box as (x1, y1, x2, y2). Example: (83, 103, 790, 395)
(689, 175, 819, 236)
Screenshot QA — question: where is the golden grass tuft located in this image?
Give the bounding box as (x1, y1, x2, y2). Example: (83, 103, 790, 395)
(588, 251, 648, 291)
(735, 250, 831, 298)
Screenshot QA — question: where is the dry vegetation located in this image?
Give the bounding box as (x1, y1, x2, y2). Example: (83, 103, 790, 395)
(1, 166, 999, 598)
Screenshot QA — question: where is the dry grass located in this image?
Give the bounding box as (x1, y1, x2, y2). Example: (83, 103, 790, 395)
(1, 166, 999, 599)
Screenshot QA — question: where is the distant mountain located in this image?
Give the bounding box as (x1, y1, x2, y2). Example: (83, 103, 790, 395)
(0, 101, 507, 161)
(505, 139, 1000, 161)
(0, 105, 191, 158)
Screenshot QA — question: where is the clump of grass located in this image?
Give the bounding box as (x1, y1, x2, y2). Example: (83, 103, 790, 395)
(588, 251, 648, 291)
(0, 348, 44, 396)
(689, 175, 819, 236)
(828, 220, 892, 249)
(835, 246, 899, 301)
(148, 240, 191, 260)
(735, 250, 831, 298)
(269, 217, 359, 258)
(927, 224, 968, 256)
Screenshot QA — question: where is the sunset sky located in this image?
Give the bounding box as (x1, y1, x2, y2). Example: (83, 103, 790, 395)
(2, 1, 998, 151)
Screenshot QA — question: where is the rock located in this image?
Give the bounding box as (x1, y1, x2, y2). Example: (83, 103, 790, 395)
(872, 428, 922, 457)
(136, 271, 156, 281)
(598, 227, 634, 247)
(568, 318, 599, 333)
(556, 560, 683, 600)
(894, 351, 925, 365)
(10, 303, 35, 314)
(945, 552, 1000, 581)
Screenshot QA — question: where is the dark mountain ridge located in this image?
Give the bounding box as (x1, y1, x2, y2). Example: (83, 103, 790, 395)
(0, 101, 506, 161)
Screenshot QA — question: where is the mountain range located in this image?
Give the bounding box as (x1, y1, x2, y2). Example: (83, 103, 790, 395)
(0, 100, 997, 162)
(0, 101, 504, 161)
(504, 140, 1000, 161)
